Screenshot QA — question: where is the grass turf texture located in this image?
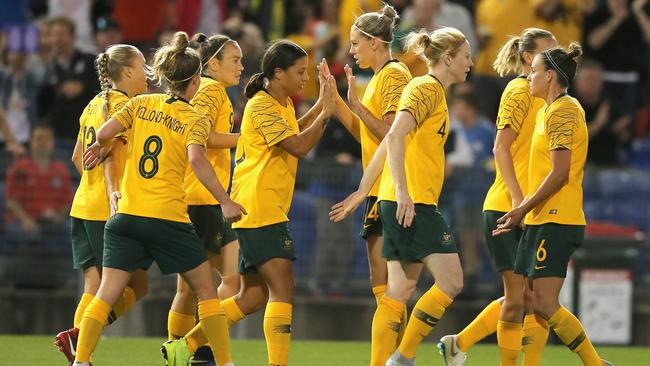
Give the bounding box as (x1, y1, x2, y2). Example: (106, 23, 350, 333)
(1, 335, 648, 365)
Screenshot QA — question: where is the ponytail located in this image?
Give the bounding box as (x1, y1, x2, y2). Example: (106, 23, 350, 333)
(244, 72, 267, 99)
(493, 36, 521, 77)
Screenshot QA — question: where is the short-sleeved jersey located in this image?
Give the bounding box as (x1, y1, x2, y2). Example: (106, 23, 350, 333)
(231, 91, 299, 228)
(483, 77, 545, 212)
(184, 77, 234, 206)
(525, 95, 587, 226)
(360, 60, 412, 196)
(112, 93, 211, 223)
(378, 75, 449, 205)
(70, 90, 129, 221)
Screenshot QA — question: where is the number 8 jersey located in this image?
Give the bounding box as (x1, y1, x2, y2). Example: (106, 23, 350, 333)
(111, 93, 211, 223)
(70, 90, 129, 221)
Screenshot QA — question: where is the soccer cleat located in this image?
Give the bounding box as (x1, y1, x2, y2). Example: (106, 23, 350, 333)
(385, 350, 415, 366)
(438, 335, 467, 366)
(602, 360, 613, 366)
(161, 339, 192, 366)
(190, 345, 216, 365)
(55, 327, 79, 365)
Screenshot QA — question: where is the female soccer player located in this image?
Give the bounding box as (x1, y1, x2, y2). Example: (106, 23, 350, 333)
(166, 33, 244, 353)
(74, 32, 245, 366)
(334, 3, 412, 319)
(55, 44, 149, 365)
(494, 43, 612, 366)
(331, 27, 472, 366)
(439, 28, 557, 366)
(164, 40, 336, 366)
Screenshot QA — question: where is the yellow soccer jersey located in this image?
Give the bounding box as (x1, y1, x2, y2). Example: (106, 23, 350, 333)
(231, 91, 299, 229)
(483, 77, 545, 212)
(378, 75, 449, 205)
(360, 60, 412, 197)
(112, 94, 211, 223)
(184, 77, 234, 206)
(70, 90, 129, 221)
(525, 95, 587, 226)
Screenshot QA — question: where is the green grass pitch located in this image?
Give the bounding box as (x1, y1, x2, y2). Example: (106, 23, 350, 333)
(1, 335, 648, 365)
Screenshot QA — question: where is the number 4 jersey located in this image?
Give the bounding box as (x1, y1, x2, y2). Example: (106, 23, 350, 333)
(378, 75, 450, 206)
(112, 93, 211, 223)
(70, 89, 129, 221)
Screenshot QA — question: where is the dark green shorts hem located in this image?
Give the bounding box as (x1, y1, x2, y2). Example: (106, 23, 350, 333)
(483, 210, 523, 272)
(514, 223, 584, 278)
(379, 201, 457, 262)
(103, 213, 207, 275)
(188, 205, 238, 253)
(360, 196, 383, 239)
(71, 217, 106, 270)
(236, 222, 296, 274)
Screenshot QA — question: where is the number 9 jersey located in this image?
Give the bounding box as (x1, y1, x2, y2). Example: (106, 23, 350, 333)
(111, 94, 211, 223)
(70, 90, 129, 221)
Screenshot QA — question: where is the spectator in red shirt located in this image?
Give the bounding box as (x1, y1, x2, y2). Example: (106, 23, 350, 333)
(5, 124, 72, 253)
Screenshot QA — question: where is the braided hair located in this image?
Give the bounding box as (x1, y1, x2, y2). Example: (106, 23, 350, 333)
(94, 44, 141, 119)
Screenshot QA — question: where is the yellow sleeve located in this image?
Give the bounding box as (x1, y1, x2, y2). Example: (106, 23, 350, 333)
(496, 86, 532, 134)
(378, 69, 409, 116)
(191, 84, 225, 128)
(547, 110, 577, 151)
(112, 98, 137, 130)
(187, 112, 211, 148)
(399, 82, 441, 125)
(251, 102, 298, 146)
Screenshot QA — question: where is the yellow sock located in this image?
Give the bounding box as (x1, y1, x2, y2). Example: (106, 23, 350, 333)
(372, 285, 387, 306)
(222, 296, 246, 327)
(522, 314, 550, 366)
(74, 293, 95, 328)
(198, 299, 231, 365)
(185, 296, 245, 352)
(167, 310, 196, 340)
(184, 323, 205, 353)
(399, 285, 452, 359)
(497, 321, 522, 366)
(264, 302, 292, 366)
(75, 297, 111, 363)
(549, 307, 601, 366)
(457, 299, 501, 352)
(108, 286, 137, 324)
(370, 295, 405, 366)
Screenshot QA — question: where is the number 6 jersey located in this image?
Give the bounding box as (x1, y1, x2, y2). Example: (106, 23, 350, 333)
(70, 89, 129, 221)
(112, 93, 211, 223)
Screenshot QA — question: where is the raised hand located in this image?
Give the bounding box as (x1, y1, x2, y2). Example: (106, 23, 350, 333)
(322, 75, 337, 117)
(329, 190, 366, 222)
(344, 64, 362, 114)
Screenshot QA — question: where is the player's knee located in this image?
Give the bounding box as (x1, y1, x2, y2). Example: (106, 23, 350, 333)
(438, 274, 464, 299)
(532, 294, 557, 320)
(218, 275, 241, 299)
(387, 281, 417, 303)
(192, 283, 218, 301)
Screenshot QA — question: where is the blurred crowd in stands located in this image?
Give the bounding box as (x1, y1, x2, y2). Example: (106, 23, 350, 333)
(0, 0, 649, 297)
